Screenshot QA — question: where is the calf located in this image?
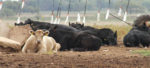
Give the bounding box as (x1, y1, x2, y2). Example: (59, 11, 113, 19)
(22, 30, 60, 53)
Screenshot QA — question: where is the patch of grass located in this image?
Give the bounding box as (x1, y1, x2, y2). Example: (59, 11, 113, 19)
(132, 50, 150, 56)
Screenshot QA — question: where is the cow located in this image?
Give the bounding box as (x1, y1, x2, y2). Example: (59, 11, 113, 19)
(49, 26, 102, 51)
(69, 22, 96, 31)
(22, 30, 61, 53)
(124, 15, 150, 48)
(133, 15, 150, 28)
(124, 27, 150, 47)
(69, 22, 84, 30)
(15, 19, 78, 32)
(123, 28, 140, 47)
(69, 23, 117, 45)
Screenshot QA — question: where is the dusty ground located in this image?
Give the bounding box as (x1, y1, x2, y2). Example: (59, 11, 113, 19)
(0, 25, 149, 68)
(0, 46, 150, 68)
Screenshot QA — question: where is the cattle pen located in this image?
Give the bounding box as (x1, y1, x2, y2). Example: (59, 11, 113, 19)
(0, 0, 150, 68)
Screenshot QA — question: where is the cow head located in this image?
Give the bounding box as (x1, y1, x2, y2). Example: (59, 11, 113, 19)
(69, 22, 84, 30)
(25, 19, 32, 25)
(29, 30, 49, 44)
(104, 31, 117, 45)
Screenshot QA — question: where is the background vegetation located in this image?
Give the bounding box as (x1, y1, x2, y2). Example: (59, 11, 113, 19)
(0, 0, 150, 17)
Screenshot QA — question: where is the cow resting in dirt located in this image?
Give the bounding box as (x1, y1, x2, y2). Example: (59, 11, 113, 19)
(124, 15, 150, 48)
(22, 30, 61, 53)
(124, 28, 150, 47)
(69, 23, 117, 45)
(49, 26, 102, 51)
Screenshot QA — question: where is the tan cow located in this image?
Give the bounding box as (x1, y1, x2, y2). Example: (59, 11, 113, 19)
(22, 30, 61, 54)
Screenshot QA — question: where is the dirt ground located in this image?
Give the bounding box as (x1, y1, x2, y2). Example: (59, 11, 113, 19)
(0, 25, 150, 68)
(0, 46, 150, 68)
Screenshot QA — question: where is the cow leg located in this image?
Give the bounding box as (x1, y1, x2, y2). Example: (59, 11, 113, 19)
(53, 43, 61, 53)
(37, 44, 47, 54)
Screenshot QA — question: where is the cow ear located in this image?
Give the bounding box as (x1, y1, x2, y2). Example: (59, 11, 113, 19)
(44, 30, 49, 36)
(29, 30, 35, 35)
(114, 31, 117, 38)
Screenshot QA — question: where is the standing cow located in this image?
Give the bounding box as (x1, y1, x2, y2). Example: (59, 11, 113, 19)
(22, 30, 61, 53)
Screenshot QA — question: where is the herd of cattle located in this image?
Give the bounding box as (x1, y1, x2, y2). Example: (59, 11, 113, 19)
(14, 15, 150, 53)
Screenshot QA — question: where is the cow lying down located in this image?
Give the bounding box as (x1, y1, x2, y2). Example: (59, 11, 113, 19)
(22, 30, 61, 54)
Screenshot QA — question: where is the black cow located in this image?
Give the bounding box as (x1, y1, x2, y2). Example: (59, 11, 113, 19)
(69, 22, 96, 31)
(49, 26, 102, 51)
(69, 23, 117, 45)
(69, 22, 84, 30)
(15, 19, 79, 32)
(124, 27, 150, 47)
(15, 19, 51, 31)
(124, 15, 150, 48)
(123, 28, 140, 47)
(15, 19, 80, 34)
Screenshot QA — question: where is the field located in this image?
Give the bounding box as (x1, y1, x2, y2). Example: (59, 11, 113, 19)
(0, 12, 150, 68)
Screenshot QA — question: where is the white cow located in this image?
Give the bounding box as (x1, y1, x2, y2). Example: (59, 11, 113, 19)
(22, 30, 61, 54)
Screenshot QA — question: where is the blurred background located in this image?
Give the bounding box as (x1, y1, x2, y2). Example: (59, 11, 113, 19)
(0, 0, 150, 24)
(0, 0, 149, 40)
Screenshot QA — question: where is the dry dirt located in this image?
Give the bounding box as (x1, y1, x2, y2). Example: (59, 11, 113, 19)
(0, 25, 150, 68)
(0, 46, 150, 68)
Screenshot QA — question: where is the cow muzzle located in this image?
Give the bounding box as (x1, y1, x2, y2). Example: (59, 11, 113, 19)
(37, 40, 41, 44)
